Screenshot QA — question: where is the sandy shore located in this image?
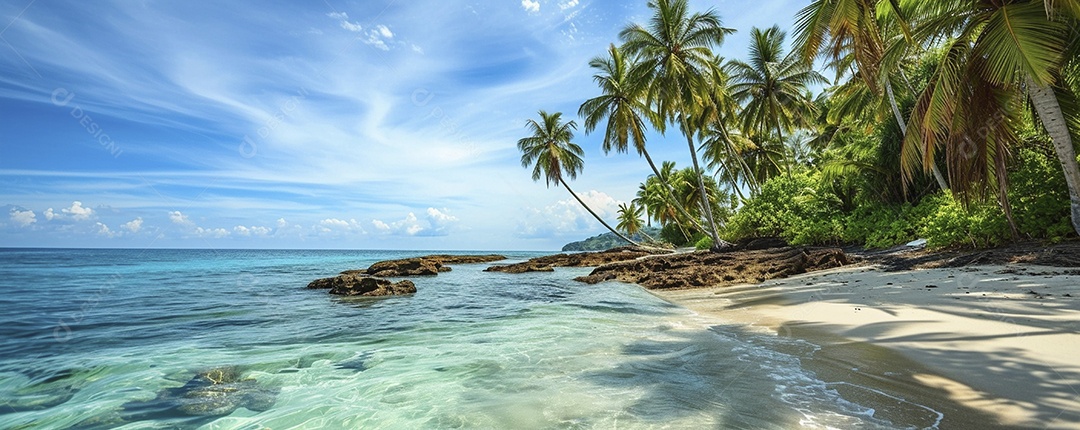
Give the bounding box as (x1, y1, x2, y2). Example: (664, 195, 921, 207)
(656, 263, 1080, 429)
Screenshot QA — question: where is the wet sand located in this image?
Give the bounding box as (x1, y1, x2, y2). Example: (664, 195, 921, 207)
(656, 264, 1080, 429)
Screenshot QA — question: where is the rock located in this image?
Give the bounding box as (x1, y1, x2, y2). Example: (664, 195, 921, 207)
(574, 247, 850, 290)
(122, 366, 278, 419)
(424, 254, 507, 264)
(485, 247, 663, 273)
(484, 264, 556, 274)
(308, 274, 416, 297)
(364, 258, 443, 277)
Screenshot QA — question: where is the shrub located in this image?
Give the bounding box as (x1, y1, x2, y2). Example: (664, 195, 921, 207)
(1008, 148, 1073, 240)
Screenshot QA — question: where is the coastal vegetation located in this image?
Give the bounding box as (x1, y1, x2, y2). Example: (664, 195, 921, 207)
(518, 0, 1080, 251)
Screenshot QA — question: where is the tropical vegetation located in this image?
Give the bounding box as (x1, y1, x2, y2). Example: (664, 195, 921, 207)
(517, 0, 1079, 251)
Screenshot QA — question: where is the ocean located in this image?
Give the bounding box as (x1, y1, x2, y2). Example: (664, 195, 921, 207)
(0, 249, 938, 429)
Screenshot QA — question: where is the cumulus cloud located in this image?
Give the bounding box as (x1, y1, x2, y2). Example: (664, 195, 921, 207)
(317, 218, 367, 236)
(516, 191, 622, 238)
(10, 209, 36, 227)
(371, 207, 459, 237)
(522, 0, 541, 13)
(276, 218, 289, 229)
(121, 217, 143, 233)
(234, 225, 271, 237)
(169, 211, 193, 226)
(62, 201, 94, 221)
(195, 227, 230, 238)
(44, 208, 55, 221)
(95, 222, 116, 238)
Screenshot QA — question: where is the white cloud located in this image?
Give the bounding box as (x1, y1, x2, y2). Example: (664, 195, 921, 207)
(44, 208, 55, 221)
(95, 222, 116, 237)
(376, 25, 393, 39)
(62, 201, 94, 221)
(169, 211, 193, 226)
(195, 227, 230, 238)
(234, 225, 271, 236)
(517, 191, 622, 238)
(276, 218, 289, 229)
(10, 209, 36, 227)
(121, 217, 143, 233)
(522, 0, 541, 13)
(559, 0, 579, 11)
(371, 208, 458, 237)
(328, 12, 363, 32)
(318, 218, 366, 235)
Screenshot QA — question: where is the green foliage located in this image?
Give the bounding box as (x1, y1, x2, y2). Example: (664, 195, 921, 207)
(1008, 148, 1073, 240)
(694, 236, 714, 250)
(723, 172, 844, 245)
(918, 194, 1010, 249)
(659, 223, 694, 247)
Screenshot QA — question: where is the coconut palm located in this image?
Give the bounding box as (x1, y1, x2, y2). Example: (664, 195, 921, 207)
(619, 0, 735, 249)
(578, 44, 710, 235)
(616, 202, 654, 242)
(517, 110, 640, 246)
(901, 0, 1080, 235)
(794, 0, 952, 192)
(727, 26, 827, 151)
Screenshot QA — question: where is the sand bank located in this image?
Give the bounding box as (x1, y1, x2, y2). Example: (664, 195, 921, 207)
(657, 264, 1080, 429)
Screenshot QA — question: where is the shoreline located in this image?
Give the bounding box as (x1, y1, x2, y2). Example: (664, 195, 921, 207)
(652, 263, 1080, 429)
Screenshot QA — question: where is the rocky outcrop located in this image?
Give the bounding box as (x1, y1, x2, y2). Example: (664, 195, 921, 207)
(363, 258, 444, 277)
(484, 263, 556, 274)
(425, 254, 507, 265)
(308, 274, 417, 297)
(485, 247, 664, 273)
(341, 254, 509, 278)
(574, 247, 851, 290)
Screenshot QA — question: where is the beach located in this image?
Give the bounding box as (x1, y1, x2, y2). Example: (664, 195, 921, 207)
(657, 262, 1080, 429)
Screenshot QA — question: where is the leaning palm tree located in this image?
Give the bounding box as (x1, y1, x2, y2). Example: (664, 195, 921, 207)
(578, 43, 710, 235)
(794, 0, 952, 192)
(901, 0, 1080, 236)
(619, 0, 735, 248)
(517, 110, 640, 246)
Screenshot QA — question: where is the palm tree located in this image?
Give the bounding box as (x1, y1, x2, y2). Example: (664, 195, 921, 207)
(619, 0, 734, 249)
(578, 43, 711, 235)
(901, 0, 1080, 235)
(517, 110, 640, 246)
(616, 202, 655, 242)
(794, 0, 952, 192)
(727, 26, 826, 176)
(728, 26, 825, 143)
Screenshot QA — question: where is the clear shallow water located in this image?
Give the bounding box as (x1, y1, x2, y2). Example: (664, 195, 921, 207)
(0, 249, 932, 429)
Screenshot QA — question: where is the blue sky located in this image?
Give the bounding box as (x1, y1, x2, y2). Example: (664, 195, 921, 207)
(1, 0, 807, 250)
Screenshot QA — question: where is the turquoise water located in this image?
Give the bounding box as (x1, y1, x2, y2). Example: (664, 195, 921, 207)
(0, 249, 926, 429)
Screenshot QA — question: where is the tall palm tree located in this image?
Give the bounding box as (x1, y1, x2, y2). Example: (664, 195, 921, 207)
(794, 0, 952, 192)
(901, 0, 1080, 235)
(578, 43, 710, 235)
(619, 0, 734, 249)
(727, 26, 826, 173)
(517, 110, 640, 246)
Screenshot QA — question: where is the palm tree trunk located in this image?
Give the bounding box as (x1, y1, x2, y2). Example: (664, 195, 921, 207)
(887, 81, 950, 192)
(558, 177, 641, 247)
(1027, 78, 1080, 236)
(682, 118, 730, 249)
(640, 148, 711, 234)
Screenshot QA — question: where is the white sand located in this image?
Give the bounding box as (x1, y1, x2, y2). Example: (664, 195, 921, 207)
(657, 264, 1080, 429)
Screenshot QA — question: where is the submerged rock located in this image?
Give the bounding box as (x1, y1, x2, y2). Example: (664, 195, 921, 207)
(308, 274, 417, 297)
(575, 247, 851, 290)
(122, 366, 278, 419)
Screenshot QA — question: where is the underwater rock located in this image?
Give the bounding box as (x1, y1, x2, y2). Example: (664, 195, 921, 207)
(122, 366, 278, 419)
